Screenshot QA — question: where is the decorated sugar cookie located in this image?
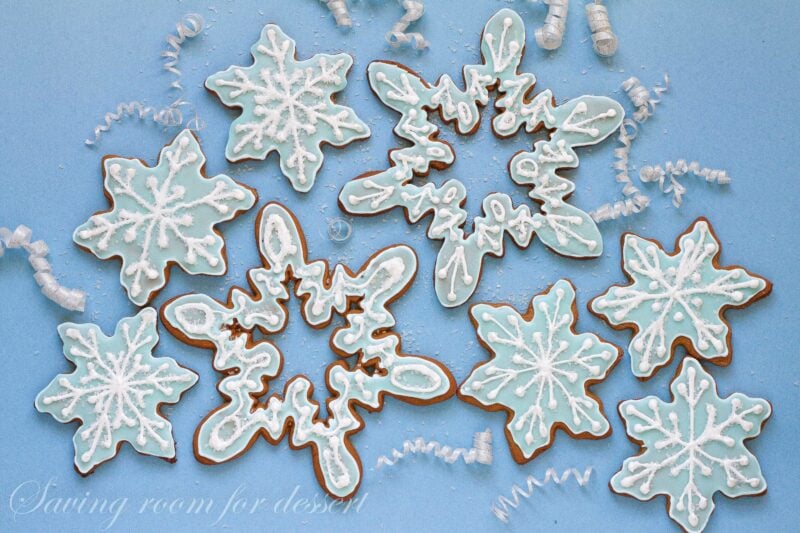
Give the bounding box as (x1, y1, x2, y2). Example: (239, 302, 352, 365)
(459, 280, 621, 462)
(35, 308, 198, 474)
(611, 358, 771, 532)
(339, 9, 623, 307)
(206, 23, 370, 192)
(74, 129, 257, 306)
(590, 218, 771, 379)
(161, 203, 454, 499)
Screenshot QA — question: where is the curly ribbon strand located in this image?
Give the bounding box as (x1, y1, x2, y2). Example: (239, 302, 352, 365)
(535, 0, 569, 51)
(586, 1, 617, 57)
(621, 74, 669, 123)
(376, 429, 493, 468)
(640, 160, 731, 207)
(162, 13, 204, 99)
(386, 1, 428, 49)
(320, 0, 352, 27)
(84, 101, 186, 147)
(591, 119, 650, 222)
(85, 14, 205, 146)
(0, 226, 86, 312)
(491, 467, 594, 523)
(590, 74, 669, 222)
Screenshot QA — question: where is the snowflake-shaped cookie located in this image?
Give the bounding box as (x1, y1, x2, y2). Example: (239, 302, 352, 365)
(74, 129, 257, 306)
(459, 280, 621, 462)
(161, 203, 454, 498)
(339, 9, 623, 307)
(206, 23, 370, 192)
(611, 358, 771, 532)
(35, 308, 198, 474)
(590, 218, 771, 379)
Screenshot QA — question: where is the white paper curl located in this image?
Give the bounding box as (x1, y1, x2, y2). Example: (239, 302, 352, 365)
(640, 160, 731, 207)
(320, 0, 353, 27)
(535, 0, 569, 51)
(491, 467, 594, 523)
(586, 1, 617, 57)
(386, 0, 428, 49)
(376, 429, 492, 468)
(590, 119, 650, 222)
(0, 226, 86, 312)
(85, 13, 205, 146)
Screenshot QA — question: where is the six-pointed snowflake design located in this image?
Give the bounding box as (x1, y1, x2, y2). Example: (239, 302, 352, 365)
(590, 218, 771, 379)
(206, 23, 370, 192)
(611, 358, 771, 532)
(35, 308, 198, 474)
(162, 203, 454, 498)
(459, 280, 621, 462)
(339, 9, 623, 307)
(74, 129, 257, 306)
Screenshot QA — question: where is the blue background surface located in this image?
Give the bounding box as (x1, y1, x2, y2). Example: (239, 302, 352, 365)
(1, 0, 798, 531)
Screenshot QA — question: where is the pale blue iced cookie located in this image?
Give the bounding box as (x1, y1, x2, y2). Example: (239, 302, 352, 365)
(162, 203, 454, 499)
(74, 129, 256, 306)
(611, 358, 771, 532)
(206, 23, 370, 192)
(459, 280, 621, 462)
(339, 9, 623, 307)
(35, 308, 198, 474)
(591, 218, 771, 379)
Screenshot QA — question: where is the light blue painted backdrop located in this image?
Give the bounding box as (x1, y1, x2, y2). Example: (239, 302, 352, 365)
(1, 0, 798, 531)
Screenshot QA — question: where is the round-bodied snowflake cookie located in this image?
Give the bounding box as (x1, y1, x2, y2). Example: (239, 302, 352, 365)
(459, 280, 621, 462)
(161, 202, 454, 499)
(74, 129, 257, 306)
(590, 218, 771, 379)
(339, 9, 623, 307)
(611, 358, 771, 532)
(206, 23, 370, 193)
(35, 308, 198, 474)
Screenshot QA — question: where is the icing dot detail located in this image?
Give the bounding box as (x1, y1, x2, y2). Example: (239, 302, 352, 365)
(591, 219, 770, 378)
(460, 280, 620, 462)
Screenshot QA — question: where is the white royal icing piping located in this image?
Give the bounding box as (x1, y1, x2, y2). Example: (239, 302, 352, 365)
(162, 203, 453, 498)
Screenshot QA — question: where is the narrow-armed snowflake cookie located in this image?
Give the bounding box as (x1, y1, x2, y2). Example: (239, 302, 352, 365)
(161, 203, 454, 498)
(459, 280, 621, 462)
(590, 218, 771, 379)
(611, 358, 771, 532)
(206, 23, 370, 192)
(35, 308, 198, 474)
(339, 9, 623, 307)
(74, 129, 257, 306)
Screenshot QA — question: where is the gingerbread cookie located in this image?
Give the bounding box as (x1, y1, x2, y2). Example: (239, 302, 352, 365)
(590, 218, 771, 379)
(338, 9, 623, 307)
(611, 358, 771, 532)
(35, 308, 198, 474)
(206, 22, 370, 193)
(459, 280, 621, 462)
(161, 203, 454, 499)
(74, 129, 257, 306)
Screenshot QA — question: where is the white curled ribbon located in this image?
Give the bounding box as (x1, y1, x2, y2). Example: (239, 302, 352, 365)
(590, 74, 670, 222)
(585, 1, 618, 57)
(321, 0, 353, 27)
(85, 13, 205, 146)
(590, 119, 651, 222)
(535, 0, 569, 51)
(317, 0, 429, 49)
(0, 226, 86, 312)
(640, 160, 731, 207)
(621, 74, 669, 123)
(491, 467, 594, 523)
(162, 13, 205, 101)
(376, 428, 492, 468)
(386, 0, 428, 49)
